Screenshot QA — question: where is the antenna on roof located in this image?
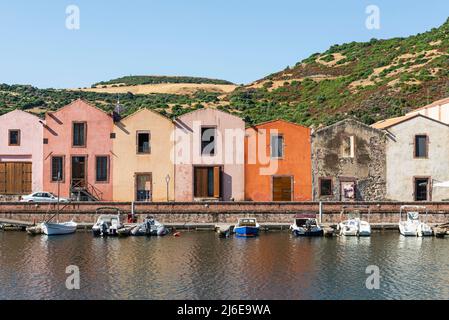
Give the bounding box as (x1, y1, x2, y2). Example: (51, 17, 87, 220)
(112, 95, 123, 122)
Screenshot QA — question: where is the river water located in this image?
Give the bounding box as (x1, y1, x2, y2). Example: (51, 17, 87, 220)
(0, 231, 447, 300)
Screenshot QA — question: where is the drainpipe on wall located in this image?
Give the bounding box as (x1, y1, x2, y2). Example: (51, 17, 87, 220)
(319, 201, 323, 224)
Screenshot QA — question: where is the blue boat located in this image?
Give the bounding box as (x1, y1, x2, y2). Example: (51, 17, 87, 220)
(234, 218, 260, 237)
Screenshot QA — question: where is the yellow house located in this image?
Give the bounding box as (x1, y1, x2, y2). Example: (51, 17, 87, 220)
(112, 108, 175, 202)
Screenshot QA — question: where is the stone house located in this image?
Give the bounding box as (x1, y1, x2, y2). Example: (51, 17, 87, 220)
(312, 118, 387, 201)
(372, 113, 449, 201)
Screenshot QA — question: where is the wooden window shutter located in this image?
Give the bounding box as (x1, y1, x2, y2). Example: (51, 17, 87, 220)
(213, 167, 221, 198)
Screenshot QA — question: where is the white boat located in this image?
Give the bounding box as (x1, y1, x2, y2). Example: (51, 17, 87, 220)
(290, 214, 323, 237)
(131, 216, 169, 236)
(399, 206, 433, 237)
(42, 221, 78, 236)
(92, 208, 124, 237)
(337, 205, 371, 237)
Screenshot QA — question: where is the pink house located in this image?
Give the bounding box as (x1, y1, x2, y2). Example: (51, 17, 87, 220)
(43, 99, 113, 201)
(174, 108, 245, 201)
(0, 110, 43, 195)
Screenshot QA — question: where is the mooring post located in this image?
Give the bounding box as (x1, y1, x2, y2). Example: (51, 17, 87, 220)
(319, 201, 323, 224)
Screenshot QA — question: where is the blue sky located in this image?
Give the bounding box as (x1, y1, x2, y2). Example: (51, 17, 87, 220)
(0, 0, 448, 88)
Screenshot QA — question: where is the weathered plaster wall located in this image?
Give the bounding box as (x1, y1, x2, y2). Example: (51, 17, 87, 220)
(43, 100, 114, 200)
(112, 109, 175, 202)
(174, 108, 245, 201)
(312, 119, 387, 201)
(385, 116, 449, 201)
(0, 110, 43, 192)
(245, 120, 312, 201)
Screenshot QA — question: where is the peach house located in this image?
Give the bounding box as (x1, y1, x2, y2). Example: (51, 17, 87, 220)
(407, 97, 449, 123)
(174, 108, 245, 201)
(112, 108, 175, 202)
(245, 119, 312, 202)
(0, 110, 43, 195)
(43, 99, 114, 201)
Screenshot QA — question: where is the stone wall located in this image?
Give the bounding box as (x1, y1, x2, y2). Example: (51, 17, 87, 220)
(0, 202, 448, 225)
(312, 119, 387, 201)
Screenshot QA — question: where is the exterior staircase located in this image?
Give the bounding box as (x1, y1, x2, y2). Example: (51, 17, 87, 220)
(70, 180, 103, 202)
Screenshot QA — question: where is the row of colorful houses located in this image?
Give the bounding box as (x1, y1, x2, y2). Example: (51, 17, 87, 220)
(1, 97, 449, 202)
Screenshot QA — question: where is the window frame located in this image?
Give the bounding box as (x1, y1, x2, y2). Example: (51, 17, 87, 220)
(95, 155, 110, 183)
(319, 177, 333, 197)
(341, 135, 355, 158)
(270, 133, 285, 159)
(72, 121, 87, 148)
(414, 134, 429, 159)
(8, 129, 21, 146)
(136, 131, 151, 154)
(50, 155, 65, 183)
(200, 126, 217, 157)
(413, 176, 431, 201)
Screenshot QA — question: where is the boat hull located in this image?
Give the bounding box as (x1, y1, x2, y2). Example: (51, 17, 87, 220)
(234, 226, 259, 237)
(42, 222, 77, 236)
(292, 229, 323, 237)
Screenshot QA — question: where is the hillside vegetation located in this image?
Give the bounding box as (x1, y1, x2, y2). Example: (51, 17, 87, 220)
(227, 18, 449, 127)
(1, 19, 449, 126)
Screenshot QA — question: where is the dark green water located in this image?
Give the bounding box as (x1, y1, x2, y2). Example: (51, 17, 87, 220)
(0, 231, 447, 300)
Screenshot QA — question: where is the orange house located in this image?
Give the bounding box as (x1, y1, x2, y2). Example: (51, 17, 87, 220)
(245, 119, 312, 202)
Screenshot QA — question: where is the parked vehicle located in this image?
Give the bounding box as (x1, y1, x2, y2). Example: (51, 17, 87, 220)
(290, 214, 323, 237)
(20, 192, 69, 203)
(130, 216, 169, 236)
(92, 208, 124, 237)
(337, 205, 371, 237)
(399, 206, 433, 237)
(42, 221, 77, 236)
(234, 218, 260, 237)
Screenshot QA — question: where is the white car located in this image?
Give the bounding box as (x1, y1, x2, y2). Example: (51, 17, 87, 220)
(20, 192, 70, 203)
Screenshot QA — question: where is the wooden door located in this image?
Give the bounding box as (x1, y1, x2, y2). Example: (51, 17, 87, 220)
(194, 167, 221, 199)
(71, 156, 86, 187)
(0, 162, 32, 195)
(273, 176, 292, 202)
(135, 174, 152, 201)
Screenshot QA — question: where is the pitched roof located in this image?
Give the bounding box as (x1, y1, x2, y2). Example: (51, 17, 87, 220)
(371, 113, 449, 130)
(48, 98, 111, 116)
(314, 117, 383, 135)
(119, 107, 172, 123)
(371, 114, 418, 129)
(246, 118, 310, 130)
(407, 96, 449, 114)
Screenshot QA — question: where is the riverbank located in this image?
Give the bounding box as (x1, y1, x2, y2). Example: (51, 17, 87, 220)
(0, 201, 448, 225)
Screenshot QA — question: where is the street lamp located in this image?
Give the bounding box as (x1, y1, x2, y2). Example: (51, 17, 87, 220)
(165, 174, 171, 202)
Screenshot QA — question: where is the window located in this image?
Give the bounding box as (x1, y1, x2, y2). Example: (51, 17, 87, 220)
(73, 122, 86, 147)
(342, 135, 355, 158)
(415, 135, 428, 158)
(201, 127, 216, 156)
(96, 156, 108, 182)
(8, 130, 20, 146)
(51, 156, 64, 182)
(137, 132, 150, 154)
(319, 178, 332, 196)
(414, 178, 429, 201)
(270, 135, 284, 158)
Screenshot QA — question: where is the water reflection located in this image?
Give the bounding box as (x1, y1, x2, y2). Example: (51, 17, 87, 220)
(0, 231, 447, 300)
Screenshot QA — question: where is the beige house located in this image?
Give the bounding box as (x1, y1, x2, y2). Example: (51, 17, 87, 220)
(112, 109, 175, 202)
(373, 114, 449, 201)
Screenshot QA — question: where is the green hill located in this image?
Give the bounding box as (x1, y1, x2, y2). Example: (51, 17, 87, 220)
(92, 75, 234, 88)
(225, 18, 449, 127)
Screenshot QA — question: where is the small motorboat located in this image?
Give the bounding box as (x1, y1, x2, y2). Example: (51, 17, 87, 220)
(42, 221, 77, 236)
(399, 206, 433, 237)
(290, 214, 323, 237)
(92, 208, 124, 237)
(234, 218, 260, 237)
(337, 205, 371, 237)
(130, 216, 169, 236)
